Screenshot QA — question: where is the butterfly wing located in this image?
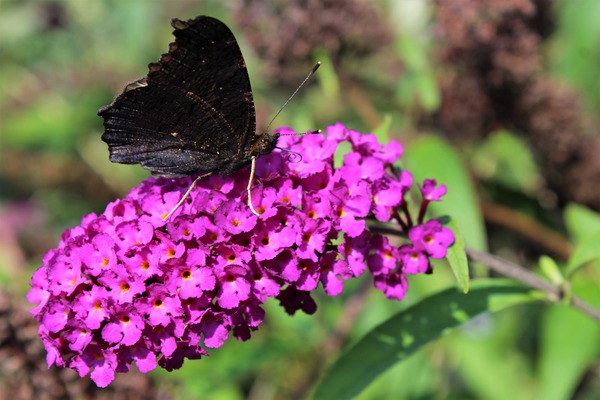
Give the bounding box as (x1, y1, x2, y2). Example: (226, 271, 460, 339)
(98, 16, 257, 177)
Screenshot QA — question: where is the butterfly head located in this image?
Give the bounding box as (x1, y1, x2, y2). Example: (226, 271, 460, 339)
(249, 131, 280, 159)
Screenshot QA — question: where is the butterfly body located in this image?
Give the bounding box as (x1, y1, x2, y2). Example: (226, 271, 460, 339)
(98, 16, 277, 178)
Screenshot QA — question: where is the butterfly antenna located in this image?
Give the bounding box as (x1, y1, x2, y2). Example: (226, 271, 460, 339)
(265, 62, 321, 132)
(277, 129, 322, 137)
(248, 63, 320, 217)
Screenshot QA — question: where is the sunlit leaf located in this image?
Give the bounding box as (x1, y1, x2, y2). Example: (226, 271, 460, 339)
(564, 231, 600, 278)
(539, 255, 564, 286)
(564, 203, 600, 244)
(445, 218, 469, 293)
(313, 280, 542, 400)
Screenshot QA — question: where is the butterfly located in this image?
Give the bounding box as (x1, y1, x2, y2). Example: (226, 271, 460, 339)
(98, 16, 308, 218)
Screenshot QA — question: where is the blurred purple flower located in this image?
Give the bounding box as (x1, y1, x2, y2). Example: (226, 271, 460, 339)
(420, 179, 447, 202)
(28, 123, 454, 387)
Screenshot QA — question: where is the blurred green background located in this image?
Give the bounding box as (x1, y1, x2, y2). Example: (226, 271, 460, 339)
(2, 0, 600, 399)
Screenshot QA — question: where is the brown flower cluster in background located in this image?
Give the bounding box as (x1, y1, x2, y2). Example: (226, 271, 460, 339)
(433, 0, 600, 210)
(231, 0, 393, 86)
(433, 0, 553, 139)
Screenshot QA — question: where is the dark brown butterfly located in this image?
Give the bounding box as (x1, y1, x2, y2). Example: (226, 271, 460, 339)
(98, 16, 318, 218)
(98, 16, 280, 177)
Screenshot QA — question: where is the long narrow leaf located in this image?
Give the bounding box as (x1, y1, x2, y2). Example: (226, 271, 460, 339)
(313, 280, 543, 400)
(445, 218, 470, 293)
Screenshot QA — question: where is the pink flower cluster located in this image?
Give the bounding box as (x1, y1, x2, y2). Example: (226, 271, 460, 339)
(27, 123, 453, 386)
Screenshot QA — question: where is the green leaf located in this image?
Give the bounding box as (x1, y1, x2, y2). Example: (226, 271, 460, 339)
(535, 294, 600, 400)
(312, 48, 339, 98)
(394, 36, 440, 112)
(550, 1, 600, 110)
(313, 280, 542, 400)
(372, 114, 392, 144)
(564, 230, 600, 278)
(538, 255, 564, 286)
(471, 130, 540, 194)
(442, 310, 535, 400)
(415, 70, 441, 112)
(395, 35, 427, 71)
(444, 218, 470, 293)
(564, 203, 600, 244)
(403, 135, 487, 251)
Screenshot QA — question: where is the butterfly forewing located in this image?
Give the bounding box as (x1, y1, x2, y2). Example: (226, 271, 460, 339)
(98, 16, 257, 178)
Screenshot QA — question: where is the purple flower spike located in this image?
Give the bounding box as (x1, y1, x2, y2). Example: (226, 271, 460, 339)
(28, 123, 454, 386)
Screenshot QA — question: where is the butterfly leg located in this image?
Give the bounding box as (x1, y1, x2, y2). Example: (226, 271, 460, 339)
(247, 157, 260, 217)
(162, 172, 211, 221)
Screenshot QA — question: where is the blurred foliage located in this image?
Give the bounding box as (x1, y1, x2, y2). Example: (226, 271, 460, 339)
(1, 0, 600, 399)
